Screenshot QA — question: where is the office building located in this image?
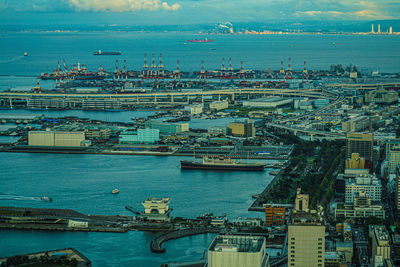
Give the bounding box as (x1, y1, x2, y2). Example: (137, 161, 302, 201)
(28, 130, 86, 147)
(369, 225, 391, 266)
(145, 120, 188, 135)
(345, 174, 381, 203)
(388, 143, 400, 174)
(265, 205, 285, 226)
(185, 103, 203, 115)
(207, 235, 269, 267)
(229, 119, 255, 137)
(334, 191, 385, 220)
(346, 132, 374, 161)
(288, 189, 325, 267)
(364, 88, 398, 104)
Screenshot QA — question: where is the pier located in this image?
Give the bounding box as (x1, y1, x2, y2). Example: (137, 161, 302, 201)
(150, 228, 220, 253)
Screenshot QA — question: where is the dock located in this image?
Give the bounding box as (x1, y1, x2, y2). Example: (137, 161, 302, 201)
(150, 228, 220, 253)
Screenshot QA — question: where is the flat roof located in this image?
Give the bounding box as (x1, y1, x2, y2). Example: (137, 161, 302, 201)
(209, 235, 265, 253)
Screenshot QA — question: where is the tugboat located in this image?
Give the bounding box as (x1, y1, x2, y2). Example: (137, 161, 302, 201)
(41, 196, 52, 202)
(180, 156, 266, 171)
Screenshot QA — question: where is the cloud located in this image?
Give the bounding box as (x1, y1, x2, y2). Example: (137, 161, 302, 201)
(67, 0, 180, 12)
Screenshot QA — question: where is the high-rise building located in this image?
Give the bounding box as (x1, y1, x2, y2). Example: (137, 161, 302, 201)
(346, 132, 374, 161)
(371, 24, 374, 33)
(390, 26, 393, 34)
(369, 225, 391, 266)
(388, 144, 400, 174)
(229, 119, 255, 137)
(378, 24, 381, 33)
(396, 165, 400, 215)
(288, 189, 325, 267)
(207, 235, 270, 267)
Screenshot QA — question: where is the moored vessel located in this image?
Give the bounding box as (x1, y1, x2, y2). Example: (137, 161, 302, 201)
(187, 38, 213, 43)
(180, 156, 265, 171)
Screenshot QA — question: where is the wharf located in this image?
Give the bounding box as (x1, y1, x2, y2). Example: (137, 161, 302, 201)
(150, 228, 220, 253)
(248, 161, 289, 212)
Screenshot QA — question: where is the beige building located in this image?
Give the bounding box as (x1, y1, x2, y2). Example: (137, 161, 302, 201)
(210, 100, 229, 110)
(28, 131, 86, 147)
(345, 153, 366, 169)
(370, 225, 391, 266)
(388, 145, 400, 174)
(208, 235, 269, 267)
(288, 189, 325, 267)
(229, 119, 255, 137)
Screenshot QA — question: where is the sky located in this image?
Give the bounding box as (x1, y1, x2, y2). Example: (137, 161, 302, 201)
(0, 0, 399, 26)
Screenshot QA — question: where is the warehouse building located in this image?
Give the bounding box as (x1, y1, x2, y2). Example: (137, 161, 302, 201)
(119, 128, 160, 144)
(28, 130, 87, 147)
(242, 97, 292, 108)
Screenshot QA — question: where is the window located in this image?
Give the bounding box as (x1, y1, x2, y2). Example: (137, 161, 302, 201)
(291, 242, 295, 245)
(291, 246, 295, 249)
(291, 264, 295, 266)
(318, 247, 322, 250)
(291, 237, 295, 240)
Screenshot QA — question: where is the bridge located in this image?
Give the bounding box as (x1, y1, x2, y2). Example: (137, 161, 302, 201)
(0, 87, 338, 109)
(325, 82, 400, 90)
(266, 123, 346, 140)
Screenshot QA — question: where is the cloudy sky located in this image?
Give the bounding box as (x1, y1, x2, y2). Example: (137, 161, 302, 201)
(0, 0, 399, 25)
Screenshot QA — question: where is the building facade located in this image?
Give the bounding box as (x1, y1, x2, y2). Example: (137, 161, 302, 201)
(28, 131, 86, 147)
(346, 132, 374, 161)
(265, 205, 286, 226)
(345, 174, 381, 203)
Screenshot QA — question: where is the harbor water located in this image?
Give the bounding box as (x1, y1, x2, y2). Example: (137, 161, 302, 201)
(1, 31, 400, 266)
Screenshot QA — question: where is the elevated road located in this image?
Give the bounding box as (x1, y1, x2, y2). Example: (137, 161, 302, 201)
(0, 87, 339, 108)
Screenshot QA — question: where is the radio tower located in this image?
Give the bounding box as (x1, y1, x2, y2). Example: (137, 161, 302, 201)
(158, 53, 164, 79)
(302, 61, 309, 82)
(220, 57, 226, 79)
(227, 57, 234, 79)
(150, 53, 157, 79)
(123, 59, 128, 81)
(239, 61, 245, 81)
(142, 54, 149, 80)
(285, 58, 292, 80)
(279, 60, 285, 80)
(174, 60, 181, 82)
(200, 60, 206, 82)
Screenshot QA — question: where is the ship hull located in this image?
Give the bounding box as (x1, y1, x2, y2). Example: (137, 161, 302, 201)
(180, 160, 265, 171)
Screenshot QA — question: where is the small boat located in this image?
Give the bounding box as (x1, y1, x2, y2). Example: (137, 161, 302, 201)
(24, 52, 28, 56)
(41, 196, 52, 202)
(112, 189, 120, 194)
(269, 171, 279, 175)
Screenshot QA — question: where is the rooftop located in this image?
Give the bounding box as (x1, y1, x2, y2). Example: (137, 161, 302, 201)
(209, 235, 265, 253)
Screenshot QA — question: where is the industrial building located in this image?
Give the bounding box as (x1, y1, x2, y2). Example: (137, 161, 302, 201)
(207, 235, 269, 267)
(346, 132, 374, 161)
(119, 128, 160, 144)
(229, 119, 255, 137)
(208, 126, 228, 136)
(141, 197, 171, 222)
(28, 130, 87, 147)
(242, 97, 292, 108)
(345, 174, 382, 203)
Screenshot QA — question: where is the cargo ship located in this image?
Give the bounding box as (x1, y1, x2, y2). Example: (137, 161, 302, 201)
(181, 156, 266, 171)
(93, 50, 121, 55)
(187, 38, 213, 43)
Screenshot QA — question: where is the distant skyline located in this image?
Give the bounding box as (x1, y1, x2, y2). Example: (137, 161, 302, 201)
(1, 0, 400, 26)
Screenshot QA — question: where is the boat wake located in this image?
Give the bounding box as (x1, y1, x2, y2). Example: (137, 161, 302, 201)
(0, 55, 24, 64)
(0, 193, 42, 201)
